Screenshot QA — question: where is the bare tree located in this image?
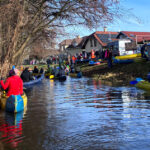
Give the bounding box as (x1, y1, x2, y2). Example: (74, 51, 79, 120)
(0, 0, 121, 78)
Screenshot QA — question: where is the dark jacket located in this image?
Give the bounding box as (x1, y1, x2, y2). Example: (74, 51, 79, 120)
(21, 69, 33, 82)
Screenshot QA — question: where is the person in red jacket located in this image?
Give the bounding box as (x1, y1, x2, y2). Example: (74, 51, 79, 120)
(0, 70, 23, 96)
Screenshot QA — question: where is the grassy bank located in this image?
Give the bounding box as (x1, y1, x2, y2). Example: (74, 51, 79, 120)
(81, 58, 150, 86)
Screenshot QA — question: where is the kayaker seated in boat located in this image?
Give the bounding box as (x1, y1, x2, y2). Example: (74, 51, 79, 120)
(33, 66, 39, 74)
(21, 67, 33, 82)
(40, 68, 44, 74)
(0, 70, 23, 97)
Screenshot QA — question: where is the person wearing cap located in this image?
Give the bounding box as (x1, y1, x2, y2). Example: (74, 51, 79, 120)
(0, 70, 23, 96)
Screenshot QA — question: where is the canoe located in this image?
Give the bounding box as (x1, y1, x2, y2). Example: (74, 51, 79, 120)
(136, 81, 150, 91)
(23, 73, 44, 88)
(113, 59, 134, 64)
(69, 72, 82, 78)
(0, 93, 27, 113)
(115, 53, 141, 60)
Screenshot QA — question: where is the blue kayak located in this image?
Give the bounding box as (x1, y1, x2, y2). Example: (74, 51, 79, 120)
(23, 74, 44, 88)
(113, 59, 134, 64)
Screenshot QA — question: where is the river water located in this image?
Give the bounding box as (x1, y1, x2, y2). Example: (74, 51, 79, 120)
(0, 77, 150, 150)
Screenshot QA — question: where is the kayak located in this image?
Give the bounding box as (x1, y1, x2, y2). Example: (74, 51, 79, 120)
(69, 72, 82, 78)
(113, 59, 134, 64)
(23, 74, 44, 88)
(115, 53, 141, 60)
(89, 61, 100, 65)
(0, 93, 27, 113)
(136, 81, 150, 91)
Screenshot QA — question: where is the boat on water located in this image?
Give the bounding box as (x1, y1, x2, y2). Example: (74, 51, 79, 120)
(69, 72, 82, 78)
(115, 53, 141, 60)
(0, 93, 27, 113)
(113, 58, 134, 64)
(23, 73, 44, 88)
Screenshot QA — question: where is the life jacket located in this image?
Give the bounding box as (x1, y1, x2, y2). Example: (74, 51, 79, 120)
(91, 50, 95, 59)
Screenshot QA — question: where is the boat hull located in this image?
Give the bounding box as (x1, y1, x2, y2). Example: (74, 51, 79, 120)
(23, 74, 44, 88)
(0, 93, 27, 113)
(113, 59, 134, 64)
(115, 53, 141, 60)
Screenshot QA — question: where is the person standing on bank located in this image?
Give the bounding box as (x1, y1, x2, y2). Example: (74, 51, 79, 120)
(105, 49, 112, 68)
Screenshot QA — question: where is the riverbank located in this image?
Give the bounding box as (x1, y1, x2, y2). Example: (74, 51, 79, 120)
(81, 58, 150, 86)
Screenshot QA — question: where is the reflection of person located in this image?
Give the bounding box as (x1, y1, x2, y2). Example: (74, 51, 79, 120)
(0, 111, 24, 148)
(0, 70, 23, 96)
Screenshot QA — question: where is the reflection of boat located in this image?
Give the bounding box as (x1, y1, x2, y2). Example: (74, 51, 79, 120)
(0, 108, 26, 148)
(69, 72, 82, 78)
(55, 75, 66, 81)
(23, 73, 44, 88)
(113, 58, 134, 64)
(136, 81, 150, 91)
(0, 93, 27, 113)
(115, 53, 141, 60)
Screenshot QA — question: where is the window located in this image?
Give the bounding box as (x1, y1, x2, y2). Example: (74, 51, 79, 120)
(94, 39, 97, 47)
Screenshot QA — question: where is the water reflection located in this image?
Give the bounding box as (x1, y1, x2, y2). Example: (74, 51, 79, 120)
(1, 77, 150, 149)
(0, 109, 26, 149)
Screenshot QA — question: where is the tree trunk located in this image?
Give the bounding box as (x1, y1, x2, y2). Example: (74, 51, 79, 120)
(0, 57, 11, 79)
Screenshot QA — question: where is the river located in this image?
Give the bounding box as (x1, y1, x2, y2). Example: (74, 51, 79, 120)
(0, 77, 150, 150)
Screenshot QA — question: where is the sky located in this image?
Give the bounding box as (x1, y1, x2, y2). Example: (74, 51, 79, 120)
(64, 0, 150, 39)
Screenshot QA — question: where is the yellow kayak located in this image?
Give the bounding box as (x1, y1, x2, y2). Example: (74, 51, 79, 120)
(136, 81, 150, 91)
(0, 92, 28, 112)
(115, 53, 141, 60)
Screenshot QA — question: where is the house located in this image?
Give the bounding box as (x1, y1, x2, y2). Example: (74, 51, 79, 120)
(66, 36, 87, 55)
(82, 30, 118, 54)
(110, 31, 150, 55)
(59, 39, 73, 52)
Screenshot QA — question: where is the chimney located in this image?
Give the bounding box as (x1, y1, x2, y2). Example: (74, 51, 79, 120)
(104, 27, 107, 32)
(77, 35, 80, 38)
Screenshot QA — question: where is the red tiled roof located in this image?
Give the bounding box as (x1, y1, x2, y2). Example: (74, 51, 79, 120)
(60, 39, 73, 45)
(121, 31, 150, 42)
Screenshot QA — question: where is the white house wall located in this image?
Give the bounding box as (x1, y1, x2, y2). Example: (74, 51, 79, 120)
(85, 39, 103, 52)
(118, 39, 133, 55)
(67, 48, 85, 56)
